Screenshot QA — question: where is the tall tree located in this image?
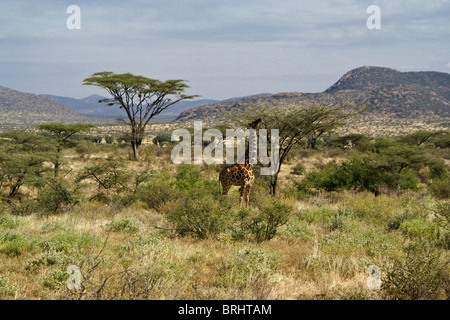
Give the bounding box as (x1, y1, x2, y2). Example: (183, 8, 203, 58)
(82, 72, 198, 160)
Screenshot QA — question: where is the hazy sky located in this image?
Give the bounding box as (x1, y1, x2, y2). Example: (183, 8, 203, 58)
(0, 0, 449, 100)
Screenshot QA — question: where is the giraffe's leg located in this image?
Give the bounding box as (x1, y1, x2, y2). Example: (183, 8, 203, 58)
(239, 184, 245, 207)
(245, 184, 252, 207)
(221, 181, 231, 195)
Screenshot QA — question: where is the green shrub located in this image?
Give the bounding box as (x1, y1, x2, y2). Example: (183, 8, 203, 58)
(399, 218, 440, 241)
(428, 175, 450, 199)
(382, 242, 448, 300)
(432, 131, 450, 149)
(300, 160, 351, 192)
(0, 274, 17, 298)
(35, 178, 81, 215)
(137, 166, 218, 211)
(433, 202, 449, 230)
(26, 251, 71, 271)
(41, 269, 69, 290)
(298, 206, 336, 225)
(290, 164, 306, 175)
(230, 207, 260, 241)
(258, 200, 295, 241)
(173, 165, 217, 193)
(299, 143, 436, 193)
(137, 178, 179, 210)
(40, 221, 69, 234)
(107, 218, 142, 234)
(10, 201, 38, 216)
(162, 193, 232, 239)
(230, 200, 295, 242)
(426, 159, 448, 180)
(343, 193, 404, 225)
(37, 231, 94, 254)
(328, 206, 354, 231)
(432, 202, 450, 248)
(0, 232, 35, 257)
(0, 214, 22, 229)
(159, 165, 237, 239)
(387, 212, 415, 231)
(282, 218, 314, 241)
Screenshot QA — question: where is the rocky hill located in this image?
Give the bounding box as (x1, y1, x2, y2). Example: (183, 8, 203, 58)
(176, 66, 450, 126)
(0, 86, 88, 126)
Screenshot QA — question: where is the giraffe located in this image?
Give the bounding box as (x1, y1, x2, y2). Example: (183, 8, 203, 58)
(219, 118, 262, 206)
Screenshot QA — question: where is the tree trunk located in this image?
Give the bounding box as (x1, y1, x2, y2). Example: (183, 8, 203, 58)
(8, 178, 23, 198)
(131, 141, 140, 161)
(130, 128, 143, 161)
(54, 159, 59, 177)
(54, 146, 62, 177)
(270, 173, 279, 195)
(309, 137, 317, 150)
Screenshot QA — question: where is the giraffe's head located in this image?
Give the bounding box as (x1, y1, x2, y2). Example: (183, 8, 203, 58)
(248, 118, 262, 129)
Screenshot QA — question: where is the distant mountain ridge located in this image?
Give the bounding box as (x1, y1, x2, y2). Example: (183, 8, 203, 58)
(0, 86, 88, 125)
(45, 93, 279, 120)
(176, 66, 450, 122)
(43, 94, 220, 120)
(42, 94, 124, 119)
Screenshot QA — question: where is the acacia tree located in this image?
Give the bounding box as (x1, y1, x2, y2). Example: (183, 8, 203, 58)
(232, 104, 360, 195)
(399, 130, 441, 146)
(82, 72, 198, 161)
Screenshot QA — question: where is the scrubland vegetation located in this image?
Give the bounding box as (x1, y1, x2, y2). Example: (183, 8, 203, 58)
(0, 127, 448, 300)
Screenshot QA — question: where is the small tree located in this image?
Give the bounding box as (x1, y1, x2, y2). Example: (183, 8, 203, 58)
(399, 130, 441, 146)
(433, 131, 450, 149)
(76, 160, 128, 194)
(0, 153, 47, 198)
(35, 177, 82, 215)
(0, 131, 53, 198)
(82, 72, 198, 161)
(37, 123, 96, 176)
(326, 133, 370, 150)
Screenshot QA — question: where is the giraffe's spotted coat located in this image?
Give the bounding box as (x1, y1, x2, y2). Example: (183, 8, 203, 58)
(219, 118, 262, 206)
